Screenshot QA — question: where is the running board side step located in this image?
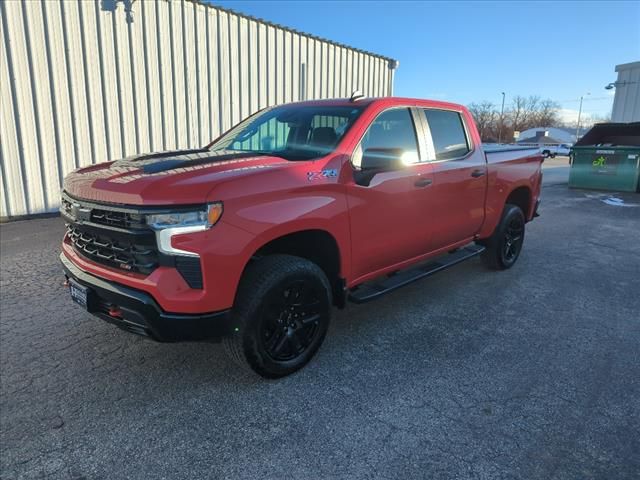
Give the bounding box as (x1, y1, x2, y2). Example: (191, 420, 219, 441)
(348, 244, 485, 304)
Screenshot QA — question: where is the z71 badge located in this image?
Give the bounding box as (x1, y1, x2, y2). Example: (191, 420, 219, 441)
(307, 169, 338, 181)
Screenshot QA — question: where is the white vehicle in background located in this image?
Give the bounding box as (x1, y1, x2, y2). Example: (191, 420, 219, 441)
(541, 144, 572, 158)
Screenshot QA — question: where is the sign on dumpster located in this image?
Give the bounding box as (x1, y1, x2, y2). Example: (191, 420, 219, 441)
(591, 150, 620, 175)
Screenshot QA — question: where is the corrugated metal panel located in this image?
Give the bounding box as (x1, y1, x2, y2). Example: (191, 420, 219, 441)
(0, 0, 396, 219)
(611, 62, 640, 123)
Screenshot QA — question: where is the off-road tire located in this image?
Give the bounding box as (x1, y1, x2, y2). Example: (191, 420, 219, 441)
(223, 255, 332, 378)
(479, 204, 526, 270)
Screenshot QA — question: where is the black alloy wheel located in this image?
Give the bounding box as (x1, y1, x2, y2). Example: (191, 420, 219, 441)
(501, 214, 524, 265)
(224, 255, 332, 378)
(479, 203, 526, 270)
(261, 279, 323, 362)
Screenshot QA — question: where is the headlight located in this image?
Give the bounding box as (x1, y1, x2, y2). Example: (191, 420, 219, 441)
(147, 203, 223, 229)
(147, 203, 223, 257)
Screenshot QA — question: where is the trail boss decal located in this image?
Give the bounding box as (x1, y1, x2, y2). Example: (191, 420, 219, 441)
(307, 169, 338, 181)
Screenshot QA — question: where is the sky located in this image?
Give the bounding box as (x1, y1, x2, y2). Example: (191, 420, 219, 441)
(212, 0, 640, 123)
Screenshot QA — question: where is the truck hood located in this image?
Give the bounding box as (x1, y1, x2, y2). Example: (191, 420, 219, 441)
(63, 149, 293, 205)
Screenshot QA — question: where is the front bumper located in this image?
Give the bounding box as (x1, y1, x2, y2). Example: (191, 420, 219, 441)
(61, 253, 233, 342)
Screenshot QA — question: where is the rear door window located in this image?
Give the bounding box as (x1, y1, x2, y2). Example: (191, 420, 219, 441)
(423, 109, 470, 160)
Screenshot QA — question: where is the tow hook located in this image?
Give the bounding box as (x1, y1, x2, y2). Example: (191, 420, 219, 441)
(108, 306, 124, 319)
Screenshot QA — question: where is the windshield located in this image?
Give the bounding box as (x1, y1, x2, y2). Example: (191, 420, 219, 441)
(209, 104, 365, 160)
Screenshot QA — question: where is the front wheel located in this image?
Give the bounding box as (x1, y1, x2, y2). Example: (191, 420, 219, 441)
(223, 255, 332, 378)
(479, 204, 525, 270)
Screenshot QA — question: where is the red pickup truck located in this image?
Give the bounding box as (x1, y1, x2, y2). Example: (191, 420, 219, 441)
(61, 96, 542, 377)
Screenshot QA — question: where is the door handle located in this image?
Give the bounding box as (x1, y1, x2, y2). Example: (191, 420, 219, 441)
(471, 169, 486, 178)
(414, 178, 433, 187)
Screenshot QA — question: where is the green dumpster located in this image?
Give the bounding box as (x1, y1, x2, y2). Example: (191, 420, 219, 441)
(568, 122, 640, 192)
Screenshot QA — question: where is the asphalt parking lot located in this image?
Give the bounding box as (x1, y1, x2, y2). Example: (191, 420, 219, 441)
(2, 168, 639, 479)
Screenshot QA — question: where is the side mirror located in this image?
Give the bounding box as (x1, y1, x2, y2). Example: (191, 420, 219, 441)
(361, 148, 405, 171)
(355, 148, 416, 187)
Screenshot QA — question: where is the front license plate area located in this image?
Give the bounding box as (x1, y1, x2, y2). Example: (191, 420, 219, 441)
(69, 279, 89, 309)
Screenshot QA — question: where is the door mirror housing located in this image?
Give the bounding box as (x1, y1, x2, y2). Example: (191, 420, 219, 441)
(355, 148, 417, 187)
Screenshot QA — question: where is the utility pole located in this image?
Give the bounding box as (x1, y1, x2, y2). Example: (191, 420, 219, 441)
(575, 92, 590, 142)
(498, 92, 506, 144)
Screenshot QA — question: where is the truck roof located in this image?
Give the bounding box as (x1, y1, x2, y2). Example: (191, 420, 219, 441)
(283, 97, 468, 111)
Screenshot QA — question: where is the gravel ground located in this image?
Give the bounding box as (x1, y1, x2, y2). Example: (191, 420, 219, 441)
(1, 179, 639, 479)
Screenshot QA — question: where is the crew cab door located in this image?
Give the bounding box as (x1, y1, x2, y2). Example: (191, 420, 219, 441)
(419, 108, 487, 250)
(346, 107, 435, 281)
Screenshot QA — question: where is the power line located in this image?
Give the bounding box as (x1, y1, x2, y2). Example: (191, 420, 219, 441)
(556, 96, 613, 103)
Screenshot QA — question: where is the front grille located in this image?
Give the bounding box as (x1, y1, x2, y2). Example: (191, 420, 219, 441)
(91, 209, 146, 229)
(67, 223, 158, 274)
(61, 196, 73, 217)
(61, 195, 146, 230)
(62, 192, 204, 288)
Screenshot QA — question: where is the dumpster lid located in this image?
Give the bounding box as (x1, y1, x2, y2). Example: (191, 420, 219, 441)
(574, 122, 640, 147)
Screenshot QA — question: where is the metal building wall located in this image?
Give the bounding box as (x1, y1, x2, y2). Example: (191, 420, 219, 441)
(611, 61, 640, 123)
(0, 0, 396, 218)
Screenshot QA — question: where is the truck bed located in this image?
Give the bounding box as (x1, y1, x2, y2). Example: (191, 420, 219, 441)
(483, 145, 540, 155)
(484, 145, 541, 166)
(481, 145, 543, 226)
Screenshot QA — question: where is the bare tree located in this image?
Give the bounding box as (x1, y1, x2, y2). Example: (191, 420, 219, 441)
(532, 99, 560, 127)
(468, 95, 562, 143)
(509, 96, 528, 133)
(468, 101, 497, 141)
(509, 95, 542, 132)
(590, 113, 612, 124)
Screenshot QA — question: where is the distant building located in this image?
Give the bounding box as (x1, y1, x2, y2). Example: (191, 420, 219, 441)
(516, 132, 564, 146)
(610, 61, 640, 122)
(517, 127, 576, 144)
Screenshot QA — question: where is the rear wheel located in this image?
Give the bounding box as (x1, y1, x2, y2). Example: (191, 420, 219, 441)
(479, 204, 525, 270)
(224, 255, 331, 378)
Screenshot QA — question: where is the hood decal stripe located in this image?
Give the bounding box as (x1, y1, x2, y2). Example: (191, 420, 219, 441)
(112, 150, 268, 175)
